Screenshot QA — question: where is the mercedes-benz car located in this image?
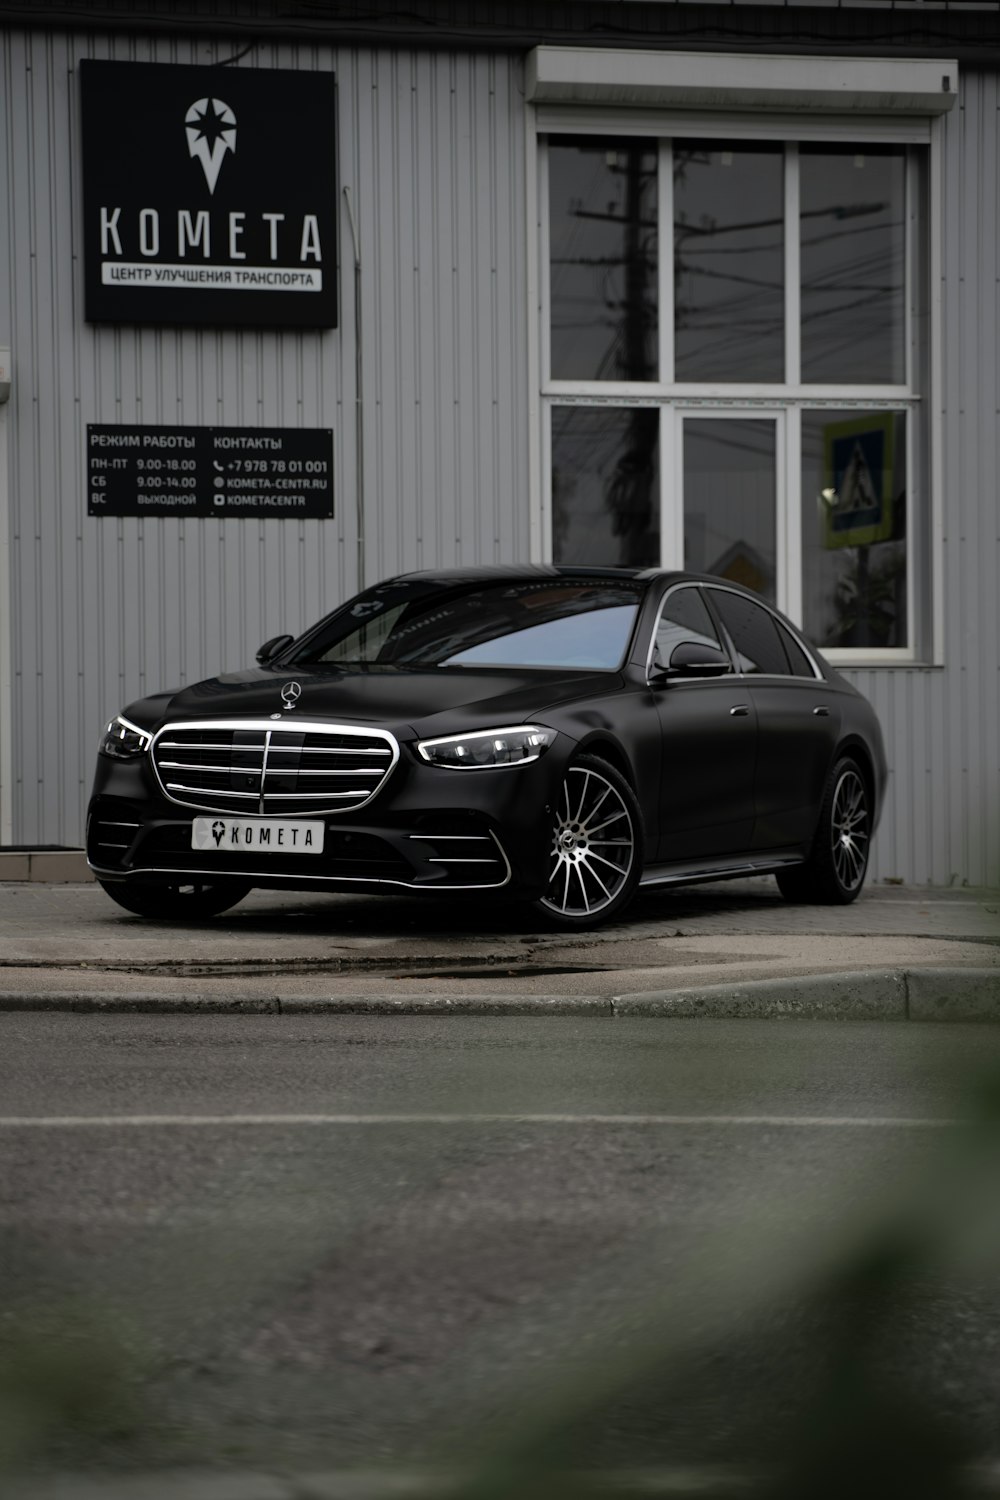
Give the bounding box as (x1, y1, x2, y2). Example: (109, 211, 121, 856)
(87, 566, 887, 929)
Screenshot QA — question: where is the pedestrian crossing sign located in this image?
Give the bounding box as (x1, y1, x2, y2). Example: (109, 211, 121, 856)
(821, 413, 895, 549)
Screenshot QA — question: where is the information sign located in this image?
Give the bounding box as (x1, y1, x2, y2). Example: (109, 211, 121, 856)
(87, 425, 334, 518)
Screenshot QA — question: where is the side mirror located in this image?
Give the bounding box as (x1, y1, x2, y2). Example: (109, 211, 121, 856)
(664, 640, 732, 680)
(256, 633, 294, 666)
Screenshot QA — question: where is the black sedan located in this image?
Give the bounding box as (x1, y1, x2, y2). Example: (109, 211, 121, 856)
(87, 567, 887, 929)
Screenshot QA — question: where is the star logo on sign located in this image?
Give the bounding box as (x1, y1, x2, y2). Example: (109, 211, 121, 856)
(211, 820, 226, 847)
(184, 97, 237, 195)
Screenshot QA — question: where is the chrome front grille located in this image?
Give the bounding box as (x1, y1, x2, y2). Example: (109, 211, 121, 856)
(151, 719, 398, 816)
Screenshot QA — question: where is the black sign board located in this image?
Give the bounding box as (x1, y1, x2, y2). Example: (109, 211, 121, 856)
(87, 426, 334, 518)
(81, 61, 337, 328)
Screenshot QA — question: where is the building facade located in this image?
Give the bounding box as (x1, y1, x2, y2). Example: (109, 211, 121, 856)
(1, 1, 998, 885)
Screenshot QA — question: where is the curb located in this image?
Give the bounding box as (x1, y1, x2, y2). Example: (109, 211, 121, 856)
(615, 967, 908, 1019)
(0, 967, 997, 1019)
(0, 991, 607, 1015)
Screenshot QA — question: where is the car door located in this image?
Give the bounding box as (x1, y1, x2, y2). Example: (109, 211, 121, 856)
(706, 587, 841, 853)
(649, 584, 757, 863)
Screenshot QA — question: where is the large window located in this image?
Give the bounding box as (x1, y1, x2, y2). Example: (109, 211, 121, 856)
(542, 130, 929, 660)
(674, 141, 785, 382)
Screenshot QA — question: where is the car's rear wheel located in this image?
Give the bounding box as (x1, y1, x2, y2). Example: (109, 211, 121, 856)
(534, 755, 642, 929)
(776, 756, 871, 905)
(98, 879, 252, 920)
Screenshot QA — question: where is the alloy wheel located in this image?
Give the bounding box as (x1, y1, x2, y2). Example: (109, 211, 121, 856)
(539, 763, 636, 920)
(830, 767, 870, 892)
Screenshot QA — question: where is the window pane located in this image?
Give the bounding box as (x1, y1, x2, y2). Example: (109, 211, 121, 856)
(801, 410, 907, 648)
(776, 622, 816, 678)
(549, 137, 658, 381)
(800, 146, 906, 384)
(655, 586, 725, 664)
(552, 407, 660, 567)
(683, 418, 777, 604)
(710, 590, 791, 675)
(674, 142, 784, 382)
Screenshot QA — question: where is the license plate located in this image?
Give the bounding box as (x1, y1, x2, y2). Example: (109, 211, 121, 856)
(191, 817, 325, 855)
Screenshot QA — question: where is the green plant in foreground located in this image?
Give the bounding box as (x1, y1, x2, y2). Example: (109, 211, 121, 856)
(442, 1068, 1000, 1500)
(0, 1298, 146, 1471)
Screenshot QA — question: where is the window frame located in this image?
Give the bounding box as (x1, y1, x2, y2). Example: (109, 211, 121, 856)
(526, 104, 945, 667)
(669, 407, 786, 614)
(648, 581, 729, 679)
(645, 580, 825, 684)
(706, 582, 817, 680)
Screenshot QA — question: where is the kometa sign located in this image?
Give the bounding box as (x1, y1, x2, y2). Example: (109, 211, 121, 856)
(81, 61, 337, 328)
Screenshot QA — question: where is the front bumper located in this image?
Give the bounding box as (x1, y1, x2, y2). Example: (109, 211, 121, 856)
(87, 728, 567, 899)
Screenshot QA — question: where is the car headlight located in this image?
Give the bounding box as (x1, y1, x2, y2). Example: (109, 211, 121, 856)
(416, 724, 554, 770)
(98, 714, 152, 760)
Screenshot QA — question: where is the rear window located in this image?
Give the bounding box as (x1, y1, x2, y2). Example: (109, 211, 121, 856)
(776, 621, 817, 678)
(709, 589, 792, 676)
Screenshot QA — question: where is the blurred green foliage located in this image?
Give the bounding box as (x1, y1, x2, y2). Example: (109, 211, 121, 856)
(0, 1299, 146, 1472)
(441, 1064, 1000, 1500)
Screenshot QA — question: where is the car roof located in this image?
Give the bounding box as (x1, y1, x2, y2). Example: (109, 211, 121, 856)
(391, 564, 649, 584)
(387, 564, 767, 602)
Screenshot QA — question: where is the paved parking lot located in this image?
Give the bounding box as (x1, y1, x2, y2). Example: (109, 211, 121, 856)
(1, 879, 998, 1008)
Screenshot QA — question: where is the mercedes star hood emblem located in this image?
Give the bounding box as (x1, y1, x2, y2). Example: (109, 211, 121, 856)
(280, 681, 302, 710)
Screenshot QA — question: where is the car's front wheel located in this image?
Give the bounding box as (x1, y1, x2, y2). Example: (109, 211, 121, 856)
(534, 755, 642, 929)
(776, 756, 871, 905)
(98, 878, 252, 921)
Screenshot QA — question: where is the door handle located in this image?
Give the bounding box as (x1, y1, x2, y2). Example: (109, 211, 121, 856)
(812, 706, 830, 717)
(730, 704, 750, 717)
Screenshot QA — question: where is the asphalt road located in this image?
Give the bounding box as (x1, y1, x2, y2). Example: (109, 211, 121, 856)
(4, 1013, 1000, 1485)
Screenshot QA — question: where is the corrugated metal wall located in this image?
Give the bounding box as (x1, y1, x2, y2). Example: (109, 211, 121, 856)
(0, 27, 528, 845)
(1, 24, 997, 886)
(846, 69, 1000, 888)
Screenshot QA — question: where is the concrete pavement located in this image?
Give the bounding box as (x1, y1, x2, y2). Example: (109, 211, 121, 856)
(0, 878, 997, 1016)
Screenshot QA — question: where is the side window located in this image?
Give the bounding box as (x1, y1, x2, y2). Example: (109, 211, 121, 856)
(655, 587, 726, 667)
(775, 621, 816, 679)
(709, 590, 791, 676)
(317, 602, 408, 663)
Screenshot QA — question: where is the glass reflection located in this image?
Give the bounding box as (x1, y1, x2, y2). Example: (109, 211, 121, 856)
(801, 410, 907, 647)
(683, 419, 777, 603)
(552, 407, 660, 567)
(549, 138, 658, 382)
(674, 143, 784, 382)
(800, 146, 906, 384)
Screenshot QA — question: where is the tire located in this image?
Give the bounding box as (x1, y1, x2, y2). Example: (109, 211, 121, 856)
(776, 757, 871, 906)
(98, 878, 252, 921)
(533, 754, 643, 929)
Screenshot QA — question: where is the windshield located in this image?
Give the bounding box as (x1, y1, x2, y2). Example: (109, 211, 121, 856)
(290, 579, 643, 671)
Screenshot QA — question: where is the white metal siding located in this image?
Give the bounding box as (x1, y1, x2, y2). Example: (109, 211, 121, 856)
(0, 28, 528, 844)
(844, 68, 999, 888)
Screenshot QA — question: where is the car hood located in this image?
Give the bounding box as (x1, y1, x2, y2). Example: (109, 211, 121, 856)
(124, 664, 622, 739)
